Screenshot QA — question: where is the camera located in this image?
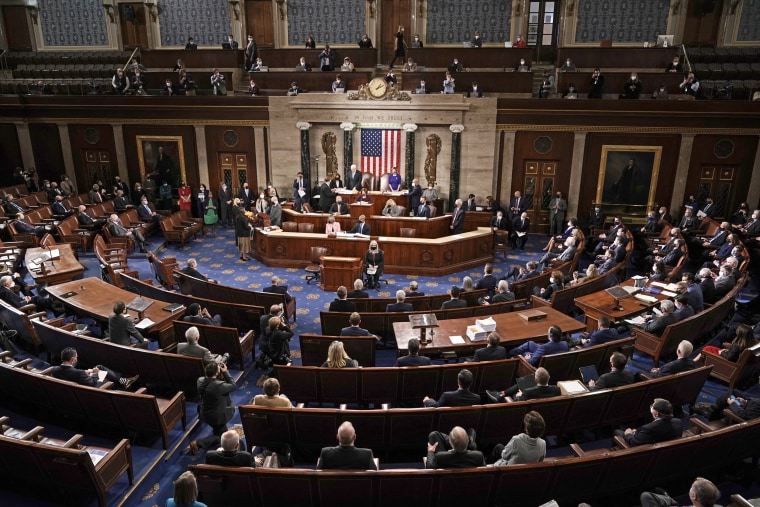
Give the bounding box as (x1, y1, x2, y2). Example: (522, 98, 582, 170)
(216, 352, 230, 365)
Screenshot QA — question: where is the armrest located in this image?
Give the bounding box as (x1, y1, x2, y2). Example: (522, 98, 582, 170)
(38, 366, 54, 375)
(688, 417, 715, 434)
(723, 408, 745, 424)
(613, 435, 630, 449)
(0, 351, 12, 361)
(46, 318, 67, 327)
(98, 381, 114, 390)
(29, 311, 47, 320)
(20, 426, 45, 441)
(0, 415, 8, 425)
(530, 295, 551, 308)
(240, 329, 254, 342)
(19, 303, 37, 313)
(135, 387, 148, 394)
(639, 372, 655, 381)
(569, 443, 585, 457)
(12, 358, 33, 369)
(61, 434, 84, 448)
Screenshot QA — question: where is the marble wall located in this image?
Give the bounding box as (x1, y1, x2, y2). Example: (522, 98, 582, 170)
(39, 0, 109, 47)
(575, 0, 669, 43)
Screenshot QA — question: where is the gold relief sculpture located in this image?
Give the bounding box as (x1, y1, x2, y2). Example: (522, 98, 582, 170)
(424, 134, 442, 185)
(321, 131, 339, 177)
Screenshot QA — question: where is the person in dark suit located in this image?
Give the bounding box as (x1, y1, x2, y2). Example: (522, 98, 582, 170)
(113, 189, 133, 212)
(108, 301, 149, 348)
(0, 275, 56, 314)
(187, 361, 237, 454)
(205, 430, 257, 467)
(317, 421, 377, 470)
(405, 281, 425, 298)
(12, 212, 45, 238)
(364, 240, 384, 289)
(387, 290, 413, 312)
(183, 302, 223, 326)
(580, 316, 619, 347)
(678, 207, 699, 234)
(51, 195, 75, 217)
(182, 258, 213, 282)
(406, 178, 422, 215)
(137, 197, 161, 223)
(615, 398, 681, 446)
(649, 340, 696, 378)
(490, 210, 510, 232)
(347, 164, 363, 191)
(472, 332, 507, 362)
(488, 280, 515, 304)
(340, 312, 377, 339)
(292, 171, 309, 213)
(107, 213, 148, 252)
(597, 249, 617, 275)
(423, 369, 481, 407)
(218, 182, 234, 227)
(511, 212, 530, 249)
(224, 34, 239, 50)
(697, 268, 717, 304)
(426, 426, 485, 469)
(502, 261, 539, 283)
(263, 276, 292, 303)
(694, 386, 760, 422)
(329, 286, 357, 312)
(464, 194, 477, 212)
(329, 195, 350, 215)
(347, 279, 369, 299)
(508, 191, 527, 220)
(348, 214, 371, 236)
(474, 263, 498, 294)
(538, 236, 577, 270)
(441, 286, 467, 310)
(449, 199, 465, 234)
(417, 197, 431, 218)
(589, 352, 635, 389)
(52, 347, 138, 389)
(3, 195, 27, 216)
(318, 178, 335, 212)
(394, 338, 432, 366)
(639, 300, 679, 336)
(237, 182, 254, 210)
(509, 325, 569, 367)
(76, 205, 105, 232)
(491, 367, 561, 403)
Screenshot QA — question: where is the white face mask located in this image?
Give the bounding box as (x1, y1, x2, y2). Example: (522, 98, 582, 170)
(259, 194, 264, 199)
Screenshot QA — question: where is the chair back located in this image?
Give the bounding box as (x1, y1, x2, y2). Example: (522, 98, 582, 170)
(311, 246, 329, 263)
(399, 227, 416, 238)
(282, 221, 298, 232)
(298, 223, 314, 233)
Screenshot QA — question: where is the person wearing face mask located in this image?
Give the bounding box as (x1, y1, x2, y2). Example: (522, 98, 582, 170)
(448, 58, 464, 73)
(411, 33, 423, 48)
(364, 240, 384, 290)
(516, 58, 531, 72)
(548, 191, 567, 236)
(588, 204, 605, 234)
(422, 183, 438, 202)
(699, 197, 717, 219)
(219, 182, 234, 227)
(329, 196, 349, 215)
(588, 68, 605, 98)
(658, 206, 673, 224)
(163, 79, 178, 96)
(138, 197, 161, 223)
(196, 183, 209, 219)
(513, 34, 526, 48)
(358, 33, 373, 49)
(620, 73, 642, 99)
(740, 210, 760, 239)
(244, 34, 257, 71)
(178, 181, 192, 212)
(651, 83, 668, 100)
(471, 31, 482, 48)
(255, 191, 269, 214)
(349, 214, 371, 237)
(560, 58, 577, 72)
(238, 182, 253, 210)
(588, 216, 623, 255)
(641, 211, 661, 235)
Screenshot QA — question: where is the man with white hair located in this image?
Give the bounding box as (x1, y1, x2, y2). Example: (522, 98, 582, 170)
(347, 279, 369, 299)
(107, 213, 148, 252)
(426, 426, 485, 469)
(641, 300, 679, 336)
(650, 340, 696, 377)
(450, 199, 465, 234)
(177, 326, 216, 366)
(488, 280, 515, 303)
(697, 267, 716, 304)
(317, 421, 377, 470)
(386, 290, 413, 312)
(348, 164, 362, 191)
(205, 429, 257, 467)
(538, 236, 576, 270)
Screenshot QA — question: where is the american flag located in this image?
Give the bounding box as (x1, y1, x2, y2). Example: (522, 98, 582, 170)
(361, 128, 401, 183)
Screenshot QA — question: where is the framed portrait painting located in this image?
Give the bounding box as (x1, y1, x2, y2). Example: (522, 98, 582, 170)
(596, 145, 662, 208)
(136, 135, 186, 188)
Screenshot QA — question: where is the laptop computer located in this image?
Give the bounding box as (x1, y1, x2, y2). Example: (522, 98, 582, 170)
(221, 42, 232, 50)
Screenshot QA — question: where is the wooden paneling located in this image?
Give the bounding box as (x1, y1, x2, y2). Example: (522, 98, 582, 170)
(67, 124, 117, 191)
(28, 123, 64, 184)
(0, 124, 23, 185)
(257, 49, 377, 69)
(401, 71, 534, 94)
(381, 0, 412, 66)
(556, 72, 685, 97)
(246, 0, 275, 49)
(555, 48, 678, 69)
(204, 125, 258, 192)
(119, 2, 149, 49)
(407, 48, 534, 68)
(2, 6, 31, 51)
(139, 49, 243, 69)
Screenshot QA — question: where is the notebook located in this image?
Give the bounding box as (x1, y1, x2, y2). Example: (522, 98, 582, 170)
(579, 365, 600, 385)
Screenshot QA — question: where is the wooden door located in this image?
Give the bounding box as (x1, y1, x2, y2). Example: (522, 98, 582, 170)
(693, 166, 738, 221)
(218, 153, 257, 195)
(245, 0, 274, 49)
(2, 6, 32, 51)
(527, 1, 561, 63)
(380, 0, 412, 66)
(682, 0, 723, 46)
(119, 3, 148, 50)
(80, 151, 113, 189)
(523, 160, 559, 234)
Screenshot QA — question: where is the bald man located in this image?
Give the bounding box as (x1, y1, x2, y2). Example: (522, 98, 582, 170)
(317, 421, 377, 470)
(426, 426, 485, 469)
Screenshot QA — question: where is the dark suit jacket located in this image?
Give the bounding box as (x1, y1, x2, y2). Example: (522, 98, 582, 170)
(441, 298, 467, 310)
(318, 183, 335, 212)
(491, 291, 516, 303)
(206, 450, 256, 467)
(490, 215, 509, 230)
(197, 372, 236, 426)
(427, 449, 485, 469)
(318, 445, 377, 470)
(418, 205, 431, 218)
(0, 285, 25, 309)
(593, 369, 635, 389)
(329, 299, 357, 312)
(182, 266, 208, 281)
(263, 284, 292, 303)
(347, 171, 363, 191)
(424, 389, 481, 408)
(643, 312, 679, 336)
(183, 314, 222, 326)
(4, 201, 25, 216)
(407, 184, 422, 211)
(473, 345, 507, 362)
(349, 222, 371, 236)
(584, 327, 619, 347)
(699, 278, 716, 304)
(450, 207, 466, 233)
(654, 357, 697, 377)
(52, 364, 99, 387)
(51, 201, 74, 217)
(238, 188, 254, 209)
(513, 216, 530, 233)
(108, 313, 145, 345)
(395, 354, 432, 367)
(329, 202, 350, 215)
(517, 385, 562, 401)
(406, 290, 426, 298)
(347, 290, 369, 299)
(387, 302, 413, 312)
(528, 340, 569, 366)
(625, 417, 681, 446)
(340, 326, 371, 336)
(475, 274, 498, 292)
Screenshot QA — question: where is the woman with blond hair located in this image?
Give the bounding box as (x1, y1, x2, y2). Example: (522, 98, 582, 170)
(321, 340, 358, 368)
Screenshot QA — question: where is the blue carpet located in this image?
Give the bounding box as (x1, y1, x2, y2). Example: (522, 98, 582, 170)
(4, 226, 760, 506)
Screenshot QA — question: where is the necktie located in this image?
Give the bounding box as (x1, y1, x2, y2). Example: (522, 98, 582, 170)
(359, 224, 363, 234)
(522, 219, 525, 227)
(96, 192, 102, 202)
(497, 218, 500, 227)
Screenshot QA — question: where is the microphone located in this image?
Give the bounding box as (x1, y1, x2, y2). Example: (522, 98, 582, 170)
(46, 244, 55, 269)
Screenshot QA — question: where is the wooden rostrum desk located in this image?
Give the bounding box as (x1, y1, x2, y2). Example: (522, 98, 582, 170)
(252, 227, 494, 277)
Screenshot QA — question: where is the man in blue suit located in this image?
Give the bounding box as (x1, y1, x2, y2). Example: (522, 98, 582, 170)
(581, 316, 618, 347)
(394, 338, 432, 366)
(340, 312, 378, 340)
(509, 325, 568, 367)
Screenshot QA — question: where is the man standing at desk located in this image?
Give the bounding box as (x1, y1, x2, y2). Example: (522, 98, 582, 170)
(108, 301, 149, 348)
(292, 172, 309, 212)
(549, 191, 567, 236)
(347, 164, 363, 191)
(450, 199, 465, 234)
(406, 178, 422, 216)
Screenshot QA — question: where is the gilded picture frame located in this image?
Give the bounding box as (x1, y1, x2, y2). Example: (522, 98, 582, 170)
(136, 135, 186, 187)
(596, 145, 662, 208)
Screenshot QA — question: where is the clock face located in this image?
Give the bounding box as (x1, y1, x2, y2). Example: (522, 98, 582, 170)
(368, 77, 388, 98)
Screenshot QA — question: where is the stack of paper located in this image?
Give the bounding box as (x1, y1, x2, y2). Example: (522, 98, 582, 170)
(475, 317, 496, 332)
(466, 325, 487, 341)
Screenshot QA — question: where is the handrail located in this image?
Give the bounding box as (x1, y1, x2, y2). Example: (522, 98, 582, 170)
(680, 44, 692, 73)
(0, 49, 7, 72)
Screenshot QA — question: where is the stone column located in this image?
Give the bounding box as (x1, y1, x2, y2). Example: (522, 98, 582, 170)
(670, 134, 695, 213)
(500, 130, 516, 201)
(403, 123, 418, 189)
(448, 124, 464, 209)
(340, 122, 355, 183)
(112, 124, 129, 186)
(297, 122, 312, 187)
(747, 138, 760, 212)
(57, 124, 76, 182)
(194, 125, 210, 187)
(15, 122, 35, 170)
(567, 132, 587, 218)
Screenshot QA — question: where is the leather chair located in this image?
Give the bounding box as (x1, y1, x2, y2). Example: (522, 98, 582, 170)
(298, 223, 314, 233)
(494, 230, 509, 261)
(282, 221, 298, 232)
(399, 228, 416, 238)
(305, 246, 328, 284)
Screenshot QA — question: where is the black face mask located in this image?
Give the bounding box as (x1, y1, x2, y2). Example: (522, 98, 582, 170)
(371, 246, 377, 250)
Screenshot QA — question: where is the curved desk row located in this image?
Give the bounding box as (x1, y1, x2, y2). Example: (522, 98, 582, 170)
(252, 227, 494, 276)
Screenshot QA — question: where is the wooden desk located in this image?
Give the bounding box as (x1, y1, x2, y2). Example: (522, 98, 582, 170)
(46, 278, 183, 350)
(140, 48, 242, 69)
(407, 47, 534, 68)
(393, 307, 585, 358)
(556, 47, 679, 70)
(400, 71, 534, 94)
(258, 48, 378, 69)
(312, 191, 411, 218)
(574, 281, 669, 332)
(320, 256, 362, 291)
(25, 244, 84, 285)
(283, 208, 451, 238)
(252, 227, 494, 276)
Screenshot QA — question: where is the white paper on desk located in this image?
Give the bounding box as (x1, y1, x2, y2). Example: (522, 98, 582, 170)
(622, 286, 638, 295)
(135, 318, 155, 330)
(650, 281, 668, 288)
(661, 290, 677, 297)
(697, 210, 707, 219)
(625, 316, 647, 326)
(298, 189, 306, 197)
(449, 335, 465, 344)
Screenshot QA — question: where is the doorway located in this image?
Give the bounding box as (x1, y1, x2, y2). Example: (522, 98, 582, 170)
(119, 3, 148, 50)
(380, 0, 412, 67)
(218, 153, 255, 194)
(523, 160, 559, 234)
(526, 1, 560, 63)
